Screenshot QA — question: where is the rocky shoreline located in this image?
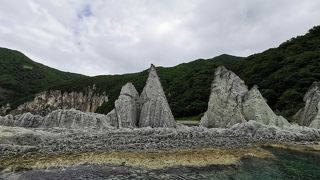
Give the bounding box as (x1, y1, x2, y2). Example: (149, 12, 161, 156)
(1, 65, 320, 176)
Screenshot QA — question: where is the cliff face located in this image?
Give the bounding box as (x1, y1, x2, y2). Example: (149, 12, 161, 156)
(11, 85, 108, 116)
(0, 109, 114, 130)
(139, 65, 176, 128)
(200, 66, 289, 128)
(296, 82, 320, 128)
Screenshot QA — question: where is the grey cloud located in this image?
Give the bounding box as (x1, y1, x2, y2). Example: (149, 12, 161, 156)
(0, 0, 319, 76)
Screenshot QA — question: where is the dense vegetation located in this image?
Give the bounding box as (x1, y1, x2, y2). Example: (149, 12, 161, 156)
(51, 54, 243, 118)
(0, 47, 83, 108)
(1, 26, 319, 121)
(237, 26, 320, 118)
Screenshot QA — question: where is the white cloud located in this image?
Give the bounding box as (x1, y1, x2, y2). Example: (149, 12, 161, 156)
(0, 0, 319, 76)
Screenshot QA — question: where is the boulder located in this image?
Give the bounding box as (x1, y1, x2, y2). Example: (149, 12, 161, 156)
(243, 86, 290, 128)
(200, 66, 247, 128)
(139, 64, 176, 128)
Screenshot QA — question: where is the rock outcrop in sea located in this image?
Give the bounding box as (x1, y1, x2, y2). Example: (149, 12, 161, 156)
(0, 109, 113, 130)
(106, 65, 176, 128)
(10, 85, 108, 116)
(200, 66, 290, 128)
(295, 82, 320, 129)
(139, 65, 176, 128)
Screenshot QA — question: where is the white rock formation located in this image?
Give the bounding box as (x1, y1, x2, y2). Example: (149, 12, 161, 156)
(200, 66, 290, 128)
(296, 82, 320, 128)
(41, 109, 111, 129)
(139, 65, 176, 128)
(0, 109, 113, 130)
(11, 84, 108, 116)
(243, 86, 290, 128)
(106, 109, 118, 128)
(114, 83, 140, 128)
(200, 66, 247, 128)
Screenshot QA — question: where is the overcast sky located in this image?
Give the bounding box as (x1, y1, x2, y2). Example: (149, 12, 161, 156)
(0, 0, 320, 76)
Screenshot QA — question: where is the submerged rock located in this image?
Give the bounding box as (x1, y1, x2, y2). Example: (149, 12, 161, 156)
(243, 86, 290, 128)
(200, 66, 247, 128)
(296, 82, 320, 128)
(139, 65, 176, 128)
(200, 66, 290, 128)
(11, 84, 108, 116)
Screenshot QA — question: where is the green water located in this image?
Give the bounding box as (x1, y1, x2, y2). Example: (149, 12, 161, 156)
(171, 147, 320, 180)
(3, 147, 320, 180)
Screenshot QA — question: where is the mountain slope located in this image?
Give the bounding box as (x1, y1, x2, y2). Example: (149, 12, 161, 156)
(0, 47, 84, 108)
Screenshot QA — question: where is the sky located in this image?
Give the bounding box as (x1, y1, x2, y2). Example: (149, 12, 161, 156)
(0, 0, 320, 76)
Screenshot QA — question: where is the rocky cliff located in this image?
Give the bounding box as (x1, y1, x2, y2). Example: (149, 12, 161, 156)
(295, 82, 320, 129)
(11, 85, 108, 116)
(0, 109, 113, 130)
(106, 65, 176, 129)
(200, 66, 289, 128)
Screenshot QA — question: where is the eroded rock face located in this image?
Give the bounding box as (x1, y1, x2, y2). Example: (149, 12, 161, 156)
(0, 109, 113, 130)
(42, 109, 113, 130)
(114, 83, 140, 128)
(200, 66, 290, 128)
(200, 66, 247, 128)
(11, 85, 108, 116)
(243, 86, 290, 128)
(297, 82, 320, 128)
(139, 65, 176, 128)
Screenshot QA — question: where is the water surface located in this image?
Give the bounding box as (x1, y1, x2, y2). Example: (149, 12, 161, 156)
(2, 147, 320, 180)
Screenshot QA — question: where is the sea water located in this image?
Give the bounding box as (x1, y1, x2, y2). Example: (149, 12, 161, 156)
(3, 147, 320, 180)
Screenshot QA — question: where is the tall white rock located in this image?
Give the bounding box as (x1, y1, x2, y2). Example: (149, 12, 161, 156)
(296, 82, 320, 129)
(243, 86, 290, 128)
(200, 66, 290, 128)
(114, 83, 140, 128)
(200, 66, 247, 128)
(139, 65, 176, 128)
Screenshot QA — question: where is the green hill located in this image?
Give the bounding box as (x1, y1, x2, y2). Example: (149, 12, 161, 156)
(1, 25, 319, 121)
(0, 47, 84, 108)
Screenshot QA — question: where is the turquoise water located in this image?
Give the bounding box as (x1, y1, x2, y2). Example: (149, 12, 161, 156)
(3, 147, 320, 180)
